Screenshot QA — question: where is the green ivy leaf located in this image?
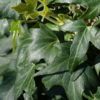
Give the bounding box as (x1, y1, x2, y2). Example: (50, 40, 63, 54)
(63, 67, 98, 100)
(0, 19, 10, 36)
(29, 24, 62, 63)
(61, 20, 86, 32)
(0, 0, 21, 18)
(60, 20, 91, 71)
(12, 0, 38, 19)
(12, 3, 29, 14)
(10, 21, 22, 52)
(68, 28, 90, 72)
(82, 0, 100, 19)
(0, 0, 100, 100)
(0, 58, 17, 100)
(45, 23, 60, 31)
(12, 29, 36, 100)
(41, 67, 98, 100)
(35, 42, 71, 76)
(15, 64, 36, 100)
(0, 36, 12, 56)
(90, 27, 100, 49)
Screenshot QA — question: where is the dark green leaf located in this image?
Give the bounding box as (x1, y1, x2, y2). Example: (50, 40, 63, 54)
(15, 64, 36, 99)
(68, 28, 90, 72)
(63, 67, 98, 100)
(35, 42, 71, 76)
(82, 0, 100, 19)
(29, 24, 62, 63)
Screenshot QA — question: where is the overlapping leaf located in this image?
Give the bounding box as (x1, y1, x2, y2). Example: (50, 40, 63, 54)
(62, 67, 98, 100)
(15, 64, 36, 100)
(68, 27, 90, 71)
(90, 27, 100, 49)
(29, 24, 62, 63)
(0, 19, 10, 36)
(12, 0, 38, 19)
(40, 66, 98, 100)
(0, 0, 100, 100)
(61, 20, 90, 71)
(61, 20, 86, 32)
(11, 29, 36, 100)
(0, 36, 12, 56)
(0, 56, 17, 100)
(82, 0, 100, 19)
(0, 0, 21, 18)
(35, 42, 71, 76)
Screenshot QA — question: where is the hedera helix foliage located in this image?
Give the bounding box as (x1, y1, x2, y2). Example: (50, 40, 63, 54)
(0, 0, 100, 100)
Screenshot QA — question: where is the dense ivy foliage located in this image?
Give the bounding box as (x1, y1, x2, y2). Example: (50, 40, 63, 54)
(0, 0, 100, 100)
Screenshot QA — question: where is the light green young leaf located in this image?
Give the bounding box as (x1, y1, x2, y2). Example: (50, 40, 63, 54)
(45, 23, 60, 31)
(10, 21, 22, 51)
(25, 0, 38, 9)
(12, 3, 29, 14)
(12, 0, 38, 19)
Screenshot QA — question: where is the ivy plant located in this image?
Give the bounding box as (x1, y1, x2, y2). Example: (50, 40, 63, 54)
(0, 0, 100, 100)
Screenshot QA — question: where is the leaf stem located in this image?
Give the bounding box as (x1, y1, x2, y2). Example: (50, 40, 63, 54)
(82, 93, 92, 100)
